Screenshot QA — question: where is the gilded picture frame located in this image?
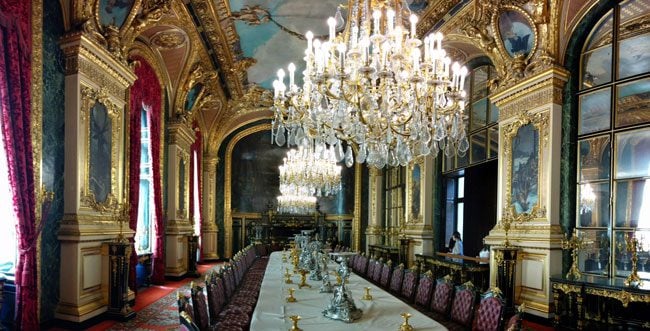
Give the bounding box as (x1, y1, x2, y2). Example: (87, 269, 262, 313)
(407, 160, 423, 224)
(502, 111, 548, 217)
(493, 5, 538, 61)
(177, 150, 190, 220)
(80, 85, 122, 213)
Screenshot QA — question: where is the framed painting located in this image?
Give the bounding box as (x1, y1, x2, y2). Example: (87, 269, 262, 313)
(407, 161, 422, 223)
(98, 0, 135, 28)
(494, 6, 537, 60)
(80, 86, 121, 212)
(503, 112, 548, 217)
(177, 152, 189, 219)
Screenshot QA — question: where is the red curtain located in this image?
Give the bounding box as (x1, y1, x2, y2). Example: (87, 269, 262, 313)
(128, 56, 165, 286)
(0, 1, 36, 330)
(189, 124, 202, 259)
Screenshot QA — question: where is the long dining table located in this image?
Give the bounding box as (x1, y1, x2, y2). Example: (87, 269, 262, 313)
(250, 251, 448, 330)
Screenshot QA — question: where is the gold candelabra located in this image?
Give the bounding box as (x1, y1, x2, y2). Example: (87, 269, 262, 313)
(624, 234, 643, 287)
(286, 288, 297, 303)
(288, 315, 302, 331)
(398, 312, 414, 331)
(562, 228, 588, 280)
(362, 287, 373, 300)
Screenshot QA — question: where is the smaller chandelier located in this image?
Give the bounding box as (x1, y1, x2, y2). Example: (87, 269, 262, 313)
(277, 185, 317, 214)
(279, 140, 342, 197)
(272, 0, 469, 169)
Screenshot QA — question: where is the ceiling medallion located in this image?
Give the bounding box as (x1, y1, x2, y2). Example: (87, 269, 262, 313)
(151, 30, 187, 49)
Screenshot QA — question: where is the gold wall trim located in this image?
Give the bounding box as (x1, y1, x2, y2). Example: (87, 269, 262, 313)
(224, 123, 271, 257)
(32, 0, 43, 321)
(353, 162, 362, 251)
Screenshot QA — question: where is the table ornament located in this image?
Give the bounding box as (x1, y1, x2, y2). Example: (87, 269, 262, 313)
(286, 288, 297, 303)
(399, 312, 413, 331)
(624, 234, 643, 287)
(362, 287, 373, 300)
(298, 269, 311, 288)
(288, 315, 302, 331)
(322, 257, 362, 323)
(285, 268, 293, 284)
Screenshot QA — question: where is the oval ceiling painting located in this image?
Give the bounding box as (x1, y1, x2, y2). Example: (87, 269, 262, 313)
(99, 0, 134, 28)
(498, 9, 535, 58)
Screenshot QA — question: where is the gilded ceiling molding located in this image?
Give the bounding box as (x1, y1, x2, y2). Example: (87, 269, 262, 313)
(416, 0, 463, 36)
(434, 0, 561, 95)
(209, 85, 275, 154)
(188, 0, 245, 98)
(61, 0, 170, 63)
(224, 123, 272, 258)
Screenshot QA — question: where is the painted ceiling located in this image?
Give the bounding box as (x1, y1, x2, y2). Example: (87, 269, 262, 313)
(229, 0, 431, 89)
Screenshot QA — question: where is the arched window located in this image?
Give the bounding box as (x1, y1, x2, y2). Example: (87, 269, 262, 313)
(136, 106, 154, 255)
(576, 0, 650, 279)
(0, 122, 17, 275)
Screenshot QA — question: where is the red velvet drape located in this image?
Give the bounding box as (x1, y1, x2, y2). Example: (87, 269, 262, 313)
(128, 56, 165, 286)
(0, 2, 36, 330)
(189, 124, 202, 259)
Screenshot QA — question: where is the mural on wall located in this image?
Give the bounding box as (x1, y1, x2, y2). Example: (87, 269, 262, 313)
(510, 123, 539, 214)
(185, 83, 203, 111)
(229, 0, 430, 89)
(411, 164, 421, 217)
(231, 130, 353, 214)
(89, 102, 112, 203)
(498, 9, 535, 58)
(99, 0, 134, 27)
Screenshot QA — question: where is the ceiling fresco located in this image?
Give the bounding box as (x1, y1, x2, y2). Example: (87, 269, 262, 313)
(228, 0, 431, 89)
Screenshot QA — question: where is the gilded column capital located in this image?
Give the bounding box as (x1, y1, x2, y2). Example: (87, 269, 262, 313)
(365, 225, 384, 235)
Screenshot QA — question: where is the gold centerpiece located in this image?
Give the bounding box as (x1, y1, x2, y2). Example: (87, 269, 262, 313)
(298, 269, 311, 288)
(624, 234, 643, 287)
(362, 287, 373, 300)
(399, 312, 414, 331)
(288, 315, 302, 331)
(562, 228, 588, 280)
(286, 288, 297, 303)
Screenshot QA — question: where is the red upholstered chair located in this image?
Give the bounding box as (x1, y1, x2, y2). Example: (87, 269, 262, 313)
(429, 275, 454, 319)
(447, 281, 477, 328)
(504, 304, 524, 331)
(205, 272, 225, 325)
(379, 261, 393, 289)
(472, 288, 506, 331)
(400, 268, 419, 302)
(414, 271, 435, 309)
(190, 282, 215, 331)
(178, 292, 194, 322)
(389, 263, 405, 294)
(372, 258, 383, 283)
(180, 311, 200, 331)
(367, 257, 376, 278)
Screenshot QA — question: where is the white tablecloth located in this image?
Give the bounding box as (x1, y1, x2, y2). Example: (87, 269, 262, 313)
(250, 252, 447, 330)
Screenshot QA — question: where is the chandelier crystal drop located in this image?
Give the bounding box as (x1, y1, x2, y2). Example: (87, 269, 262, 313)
(272, 0, 470, 169)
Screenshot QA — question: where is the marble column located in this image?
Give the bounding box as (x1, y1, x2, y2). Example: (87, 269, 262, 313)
(365, 168, 384, 252)
(484, 67, 567, 318)
(201, 154, 219, 260)
(165, 119, 195, 277)
(56, 34, 136, 322)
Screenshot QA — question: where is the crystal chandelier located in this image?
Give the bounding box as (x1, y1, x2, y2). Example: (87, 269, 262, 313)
(272, 0, 469, 169)
(277, 179, 317, 214)
(279, 140, 342, 197)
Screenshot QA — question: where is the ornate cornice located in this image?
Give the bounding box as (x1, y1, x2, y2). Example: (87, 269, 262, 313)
(188, 0, 245, 98)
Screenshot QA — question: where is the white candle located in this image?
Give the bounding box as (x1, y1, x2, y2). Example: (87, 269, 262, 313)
(412, 48, 420, 72)
(273, 80, 279, 98)
(288, 63, 295, 89)
(373, 9, 381, 35)
(277, 68, 285, 84)
(459, 66, 468, 90)
(327, 17, 336, 42)
(306, 31, 314, 53)
(387, 9, 395, 33)
(410, 14, 418, 38)
(436, 32, 443, 50)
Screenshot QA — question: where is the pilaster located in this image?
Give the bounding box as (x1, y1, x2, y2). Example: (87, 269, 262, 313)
(484, 67, 568, 317)
(201, 154, 219, 260)
(56, 33, 136, 323)
(365, 167, 384, 251)
(165, 119, 195, 276)
(403, 156, 435, 264)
